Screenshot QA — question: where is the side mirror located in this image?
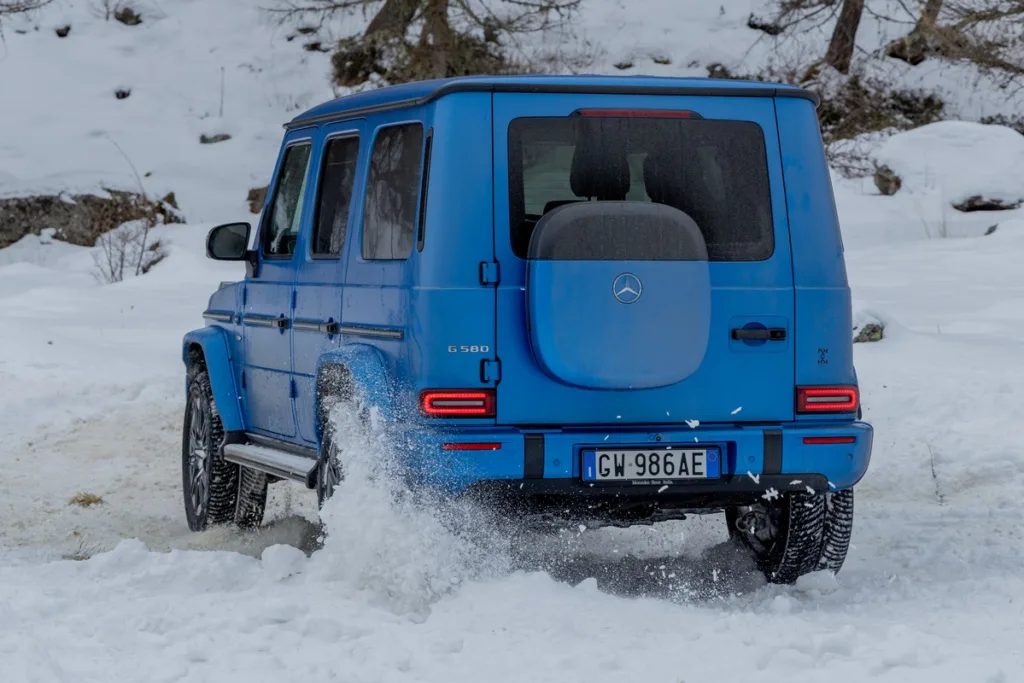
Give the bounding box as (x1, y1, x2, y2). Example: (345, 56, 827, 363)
(206, 223, 251, 261)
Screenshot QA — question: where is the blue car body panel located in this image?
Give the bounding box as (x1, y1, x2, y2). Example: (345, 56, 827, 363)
(184, 74, 871, 504)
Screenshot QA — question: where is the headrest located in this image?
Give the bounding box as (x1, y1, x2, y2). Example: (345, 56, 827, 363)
(642, 151, 687, 204)
(569, 120, 630, 201)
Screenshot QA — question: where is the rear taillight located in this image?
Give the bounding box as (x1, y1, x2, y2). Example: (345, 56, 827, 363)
(803, 436, 857, 445)
(572, 108, 703, 119)
(420, 390, 496, 418)
(796, 386, 859, 414)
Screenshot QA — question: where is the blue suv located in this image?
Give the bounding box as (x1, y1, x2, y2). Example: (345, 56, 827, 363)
(182, 75, 873, 583)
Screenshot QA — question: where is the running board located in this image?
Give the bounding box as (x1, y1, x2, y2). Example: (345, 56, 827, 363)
(223, 443, 318, 488)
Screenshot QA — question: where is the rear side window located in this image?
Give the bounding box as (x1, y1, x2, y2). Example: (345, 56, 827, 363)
(508, 116, 774, 261)
(362, 123, 424, 260)
(262, 142, 312, 258)
(312, 135, 360, 258)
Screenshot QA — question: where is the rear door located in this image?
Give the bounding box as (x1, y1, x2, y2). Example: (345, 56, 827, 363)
(492, 92, 794, 425)
(292, 121, 364, 444)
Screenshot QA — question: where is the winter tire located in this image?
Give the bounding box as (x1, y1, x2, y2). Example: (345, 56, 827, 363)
(182, 366, 268, 532)
(817, 488, 854, 573)
(726, 488, 854, 585)
(316, 420, 343, 509)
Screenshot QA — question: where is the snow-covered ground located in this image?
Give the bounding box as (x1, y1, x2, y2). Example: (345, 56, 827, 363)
(4, 198, 1024, 681)
(4, 1, 1024, 681)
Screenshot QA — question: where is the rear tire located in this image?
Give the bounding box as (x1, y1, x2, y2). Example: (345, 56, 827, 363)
(726, 488, 854, 584)
(182, 366, 268, 532)
(316, 421, 343, 509)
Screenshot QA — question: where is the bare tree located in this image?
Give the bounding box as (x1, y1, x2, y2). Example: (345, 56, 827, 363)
(0, 0, 50, 23)
(0, 0, 49, 13)
(887, 0, 1024, 81)
(268, 0, 582, 85)
(823, 0, 865, 74)
(919, 0, 944, 29)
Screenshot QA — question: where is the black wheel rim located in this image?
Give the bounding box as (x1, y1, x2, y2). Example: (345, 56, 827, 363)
(187, 392, 211, 518)
(320, 443, 341, 502)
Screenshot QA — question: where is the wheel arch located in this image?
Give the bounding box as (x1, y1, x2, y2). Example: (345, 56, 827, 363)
(314, 344, 394, 444)
(182, 327, 244, 432)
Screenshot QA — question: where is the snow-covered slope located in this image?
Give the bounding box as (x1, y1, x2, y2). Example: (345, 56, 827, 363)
(2, 0, 1022, 225)
(3, 1, 1024, 681)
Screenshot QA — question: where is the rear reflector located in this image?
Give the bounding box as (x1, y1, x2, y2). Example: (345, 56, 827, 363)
(572, 108, 703, 119)
(796, 386, 859, 414)
(803, 436, 856, 445)
(442, 442, 502, 451)
(420, 390, 496, 418)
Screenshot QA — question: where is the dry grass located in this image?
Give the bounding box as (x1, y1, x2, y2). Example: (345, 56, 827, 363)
(62, 537, 102, 561)
(68, 492, 104, 507)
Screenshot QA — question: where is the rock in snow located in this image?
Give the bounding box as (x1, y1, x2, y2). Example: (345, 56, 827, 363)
(874, 121, 1024, 209)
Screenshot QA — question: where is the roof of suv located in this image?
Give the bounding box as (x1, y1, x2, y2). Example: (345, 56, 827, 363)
(287, 74, 819, 129)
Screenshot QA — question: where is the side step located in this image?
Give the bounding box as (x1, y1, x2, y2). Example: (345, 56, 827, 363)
(223, 443, 318, 488)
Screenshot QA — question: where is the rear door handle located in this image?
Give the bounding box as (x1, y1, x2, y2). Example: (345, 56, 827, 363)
(732, 327, 787, 341)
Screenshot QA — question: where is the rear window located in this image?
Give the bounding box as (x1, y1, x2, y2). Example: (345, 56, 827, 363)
(508, 116, 774, 261)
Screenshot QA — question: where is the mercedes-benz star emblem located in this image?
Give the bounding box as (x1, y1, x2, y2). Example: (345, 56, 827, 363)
(612, 273, 642, 304)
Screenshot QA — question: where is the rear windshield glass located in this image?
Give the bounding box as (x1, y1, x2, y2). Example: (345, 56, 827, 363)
(508, 116, 774, 261)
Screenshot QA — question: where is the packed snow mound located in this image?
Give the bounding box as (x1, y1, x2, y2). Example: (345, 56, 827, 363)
(873, 122, 1024, 206)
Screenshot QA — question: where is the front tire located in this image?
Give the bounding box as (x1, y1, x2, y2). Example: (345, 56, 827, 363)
(726, 488, 854, 584)
(182, 367, 268, 532)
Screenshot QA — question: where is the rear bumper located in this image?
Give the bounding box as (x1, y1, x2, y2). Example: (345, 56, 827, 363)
(403, 421, 873, 506)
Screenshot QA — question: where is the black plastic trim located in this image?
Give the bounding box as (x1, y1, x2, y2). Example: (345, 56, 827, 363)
(464, 474, 830, 523)
(293, 319, 341, 335)
(202, 310, 234, 323)
(524, 434, 545, 479)
(242, 314, 288, 329)
(340, 323, 404, 340)
(245, 432, 318, 459)
(416, 127, 433, 252)
(732, 327, 787, 341)
(286, 80, 820, 130)
(763, 430, 783, 475)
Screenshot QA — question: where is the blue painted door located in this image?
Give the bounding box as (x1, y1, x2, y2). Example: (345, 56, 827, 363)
(341, 114, 431, 410)
(492, 93, 795, 425)
(242, 130, 315, 438)
(292, 121, 366, 444)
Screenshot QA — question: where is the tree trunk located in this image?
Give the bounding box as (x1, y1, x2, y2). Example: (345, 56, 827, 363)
(917, 0, 943, 30)
(364, 0, 421, 39)
(421, 0, 451, 77)
(824, 0, 865, 74)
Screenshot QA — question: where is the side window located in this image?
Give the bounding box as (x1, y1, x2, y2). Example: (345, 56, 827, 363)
(312, 136, 360, 258)
(262, 143, 312, 259)
(361, 123, 424, 261)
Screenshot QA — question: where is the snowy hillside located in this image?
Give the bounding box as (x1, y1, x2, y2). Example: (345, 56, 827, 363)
(3, 0, 1024, 681)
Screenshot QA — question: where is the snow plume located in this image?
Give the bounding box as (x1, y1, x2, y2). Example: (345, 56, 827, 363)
(308, 401, 512, 615)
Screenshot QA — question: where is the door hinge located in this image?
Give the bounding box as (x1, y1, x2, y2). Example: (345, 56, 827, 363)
(479, 261, 500, 286)
(291, 290, 296, 310)
(480, 358, 502, 383)
(289, 378, 298, 398)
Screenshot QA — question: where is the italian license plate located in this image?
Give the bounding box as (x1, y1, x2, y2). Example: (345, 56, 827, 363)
(581, 448, 721, 484)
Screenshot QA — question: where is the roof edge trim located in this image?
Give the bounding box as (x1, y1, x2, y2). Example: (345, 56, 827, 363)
(284, 81, 820, 129)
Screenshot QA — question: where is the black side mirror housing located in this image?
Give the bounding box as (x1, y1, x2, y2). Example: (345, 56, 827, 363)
(206, 222, 251, 261)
